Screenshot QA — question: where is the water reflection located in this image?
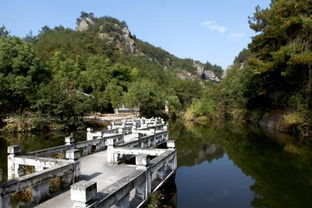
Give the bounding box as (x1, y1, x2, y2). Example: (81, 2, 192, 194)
(169, 121, 312, 208)
(1, 122, 312, 207)
(0, 131, 86, 182)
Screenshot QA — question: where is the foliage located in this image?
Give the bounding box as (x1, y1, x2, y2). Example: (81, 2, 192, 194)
(186, 0, 312, 136)
(0, 12, 224, 130)
(0, 26, 9, 37)
(0, 36, 46, 115)
(124, 79, 165, 117)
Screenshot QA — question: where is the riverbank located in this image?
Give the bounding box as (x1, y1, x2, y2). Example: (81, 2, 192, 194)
(0, 113, 139, 133)
(182, 107, 312, 142)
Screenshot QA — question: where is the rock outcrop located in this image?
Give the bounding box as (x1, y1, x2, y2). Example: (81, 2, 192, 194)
(76, 17, 94, 32)
(193, 62, 220, 82)
(76, 16, 221, 82)
(77, 18, 137, 55)
(122, 27, 136, 55)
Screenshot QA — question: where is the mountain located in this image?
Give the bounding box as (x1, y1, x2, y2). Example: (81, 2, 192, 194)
(74, 12, 223, 82)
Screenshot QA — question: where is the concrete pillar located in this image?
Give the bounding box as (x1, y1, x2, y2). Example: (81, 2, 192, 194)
(118, 128, 123, 134)
(136, 154, 149, 170)
(146, 170, 152, 197)
(66, 149, 81, 162)
(71, 180, 97, 208)
(112, 193, 129, 208)
(107, 139, 115, 164)
(167, 140, 176, 150)
(62, 172, 74, 188)
(7, 145, 21, 180)
(32, 181, 50, 204)
(87, 128, 93, 141)
(135, 182, 146, 200)
(66, 149, 81, 181)
(65, 135, 74, 145)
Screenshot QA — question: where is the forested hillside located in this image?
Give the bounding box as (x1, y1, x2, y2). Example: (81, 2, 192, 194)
(187, 0, 312, 137)
(0, 12, 222, 131)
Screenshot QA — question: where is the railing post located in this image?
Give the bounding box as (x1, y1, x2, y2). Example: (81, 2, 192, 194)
(146, 169, 152, 197)
(65, 135, 74, 146)
(66, 149, 81, 182)
(107, 139, 115, 164)
(136, 154, 149, 170)
(7, 145, 21, 180)
(135, 182, 146, 200)
(66, 149, 81, 162)
(167, 140, 177, 169)
(167, 140, 176, 150)
(87, 128, 93, 141)
(71, 180, 97, 208)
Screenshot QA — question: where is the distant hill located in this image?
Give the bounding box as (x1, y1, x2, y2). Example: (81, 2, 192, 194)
(73, 12, 223, 82)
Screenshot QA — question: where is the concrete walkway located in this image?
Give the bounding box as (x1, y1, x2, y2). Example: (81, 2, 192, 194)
(37, 150, 137, 208)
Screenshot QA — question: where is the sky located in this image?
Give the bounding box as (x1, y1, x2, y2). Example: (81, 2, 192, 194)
(1, 0, 271, 69)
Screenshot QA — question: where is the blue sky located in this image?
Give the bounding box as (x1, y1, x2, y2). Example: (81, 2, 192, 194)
(1, 0, 271, 68)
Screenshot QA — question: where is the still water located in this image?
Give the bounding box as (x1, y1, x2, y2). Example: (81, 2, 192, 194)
(1, 122, 312, 208)
(169, 122, 312, 208)
(0, 131, 86, 182)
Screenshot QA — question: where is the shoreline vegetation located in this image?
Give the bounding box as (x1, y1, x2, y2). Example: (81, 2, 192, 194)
(182, 0, 312, 139)
(0, 113, 138, 133)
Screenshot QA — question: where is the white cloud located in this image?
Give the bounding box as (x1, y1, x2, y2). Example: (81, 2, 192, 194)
(200, 21, 227, 34)
(229, 32, 245, 38)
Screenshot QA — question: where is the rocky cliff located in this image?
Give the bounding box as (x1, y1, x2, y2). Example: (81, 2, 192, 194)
(76, 15, 222, 82)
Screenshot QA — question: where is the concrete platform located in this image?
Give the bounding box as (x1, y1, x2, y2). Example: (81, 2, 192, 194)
(37, 150, 137, 208)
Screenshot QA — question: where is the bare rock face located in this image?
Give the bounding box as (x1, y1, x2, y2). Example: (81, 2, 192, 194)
(193, 62, 205, 76)
(203, 70, 220, 82)
(122, 27, 136, 55)
(193, 62, 220, 82)
(76, 18, 95, 32)
(176, 70, 197, 80)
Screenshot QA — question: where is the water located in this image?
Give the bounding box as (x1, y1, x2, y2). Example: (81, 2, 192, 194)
(1, 122, 312, 208)
(0, 131, 86, 182)
(168, 121, 312, 208)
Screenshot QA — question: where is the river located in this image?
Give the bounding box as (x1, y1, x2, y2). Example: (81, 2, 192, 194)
(167, 121, 312, 208)
(1, 122, 312, 208)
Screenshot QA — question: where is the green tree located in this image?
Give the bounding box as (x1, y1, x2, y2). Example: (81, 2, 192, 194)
(0, 36, 45, 114)
(0, 26, 9, 37)
(124, 79, 165, 117)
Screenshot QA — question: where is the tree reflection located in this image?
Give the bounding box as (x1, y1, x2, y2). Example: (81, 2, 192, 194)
(169, 121, 312, 208)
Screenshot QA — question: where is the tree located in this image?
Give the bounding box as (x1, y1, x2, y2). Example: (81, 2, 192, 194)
(0, 36, 45, 114)
(124, 79, 165, 117)
(0, 26, 9, 37)
(248, 0, 312, 109)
